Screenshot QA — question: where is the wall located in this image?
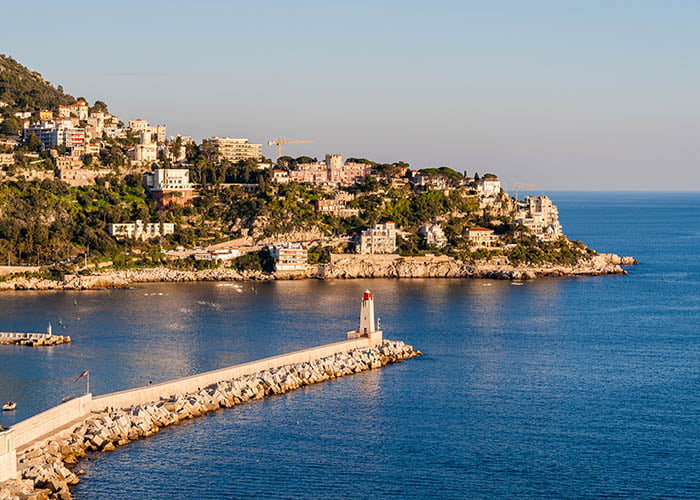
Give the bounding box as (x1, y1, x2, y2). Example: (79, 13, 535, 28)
(11, 394, 92, 451)
(0, 430, 16, 483)
(91, 337, 376, 412)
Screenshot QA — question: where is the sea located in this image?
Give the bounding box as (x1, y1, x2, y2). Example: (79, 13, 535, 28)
(0, 191, 698, 499)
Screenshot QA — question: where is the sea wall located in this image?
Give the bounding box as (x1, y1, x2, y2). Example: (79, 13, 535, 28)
(0, 337, 420, 499)
(11, 395, 92, 451)
(0, 431, 15, 488)
(90, 337, 379, 412)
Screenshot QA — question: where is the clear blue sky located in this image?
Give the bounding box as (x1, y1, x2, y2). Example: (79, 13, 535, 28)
(3, 0, 698, 189)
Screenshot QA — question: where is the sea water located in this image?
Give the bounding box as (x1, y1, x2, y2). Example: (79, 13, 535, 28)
(1, 192, 698, 499)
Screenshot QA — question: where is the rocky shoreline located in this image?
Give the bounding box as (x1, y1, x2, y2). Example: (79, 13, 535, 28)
(0, 253, 637, 291)
(0, 340, 421, 500)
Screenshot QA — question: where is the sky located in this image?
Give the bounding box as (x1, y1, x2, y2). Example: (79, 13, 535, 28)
(2, 0, 699, 190)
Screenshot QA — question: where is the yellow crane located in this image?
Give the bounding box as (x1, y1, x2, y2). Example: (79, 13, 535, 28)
(513, 182, 536, 200)
(267, 137, 314, 159)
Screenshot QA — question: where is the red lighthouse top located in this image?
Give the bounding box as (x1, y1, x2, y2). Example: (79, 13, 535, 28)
(363, 290, 373, 301)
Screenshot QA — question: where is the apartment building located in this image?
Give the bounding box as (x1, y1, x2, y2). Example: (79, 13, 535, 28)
(202, 137, 262, 163)
(269, 243, 308, 271)
(143, 168, 195, 207)
(418, 223, 448, 248)
(357, 222, 397, 254)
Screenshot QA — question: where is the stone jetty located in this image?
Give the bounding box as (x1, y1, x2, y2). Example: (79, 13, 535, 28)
(0, 340, 420, 500)
(0, 333, 71, 347)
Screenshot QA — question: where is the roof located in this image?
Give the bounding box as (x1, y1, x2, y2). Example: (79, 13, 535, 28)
(466, 227, 494, 232)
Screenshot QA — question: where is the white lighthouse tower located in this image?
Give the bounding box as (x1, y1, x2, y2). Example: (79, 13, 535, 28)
(347, 290, 383, 344)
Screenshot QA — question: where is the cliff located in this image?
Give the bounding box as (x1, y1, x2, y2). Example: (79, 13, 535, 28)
(0, 253, 637, 291)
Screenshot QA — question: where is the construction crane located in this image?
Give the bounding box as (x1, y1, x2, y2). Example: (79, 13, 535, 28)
(513, 183, 536, 200)
(267, 137, 314, 159)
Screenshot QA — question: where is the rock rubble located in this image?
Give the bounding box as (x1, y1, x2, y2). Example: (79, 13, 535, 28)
(0, 335, 71, 347)
(0, 340, 421, 500)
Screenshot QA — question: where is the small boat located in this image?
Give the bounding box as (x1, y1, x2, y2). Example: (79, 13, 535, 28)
(510, 282, 525, 286)
(2, 401, 16, 411)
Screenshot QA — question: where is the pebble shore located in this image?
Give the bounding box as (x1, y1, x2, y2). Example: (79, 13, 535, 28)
(0, 340, 421, 500)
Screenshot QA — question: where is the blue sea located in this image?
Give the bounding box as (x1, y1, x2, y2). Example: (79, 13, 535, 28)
(1, 192, 698, 499)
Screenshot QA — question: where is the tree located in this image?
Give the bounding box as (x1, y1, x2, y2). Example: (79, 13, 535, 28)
(90, 100, 108, 113)
(26, 133, 43, 152)
(0, 116, 21, 136)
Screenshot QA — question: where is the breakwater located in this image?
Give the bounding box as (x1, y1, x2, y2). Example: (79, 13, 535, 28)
(0, 333, 71, 347)
(0, 338, 420, 499)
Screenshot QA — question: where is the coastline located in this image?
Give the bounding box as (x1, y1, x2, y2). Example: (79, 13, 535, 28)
(0, 253, 637, 291)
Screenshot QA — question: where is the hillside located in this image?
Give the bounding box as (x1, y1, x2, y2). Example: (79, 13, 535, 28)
(0, 54, 75, 113)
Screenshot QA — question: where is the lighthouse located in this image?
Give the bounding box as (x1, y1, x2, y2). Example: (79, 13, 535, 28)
(347, 290, 383, 344)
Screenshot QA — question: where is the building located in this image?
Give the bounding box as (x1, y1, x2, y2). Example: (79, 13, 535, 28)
(128, 119, 150, 133)
(476, 177, 501, 196)
(418, 223, 448, 248)
(515, 195, 563, 240)
(202, 137, 262, 163)
(346, 290, 383, 343)
(269, 243, 308, 271)
(194, 249, 240, 261)
(464, 227, 499, 248)
(314, 197, 359, 218)
(107, 220, 175, 241)
(131, 132, 158, 163)
(38, 110, 53, 121)
(357, 222, 397, 254)
(24, 121, 85, 150)
(143, 168, 196, 207)
(271, 169, 290, 183)
(288, 154, 372, 186)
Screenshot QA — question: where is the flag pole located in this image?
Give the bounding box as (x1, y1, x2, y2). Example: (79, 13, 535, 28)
(86, 371, 90, 395)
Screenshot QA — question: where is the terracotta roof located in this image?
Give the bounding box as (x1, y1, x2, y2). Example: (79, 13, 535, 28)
(467, 227, 493, 232)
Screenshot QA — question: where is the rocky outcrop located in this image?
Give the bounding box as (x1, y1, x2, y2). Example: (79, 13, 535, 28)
(0, 252, 638, 291)
(0, 340, 421, 500)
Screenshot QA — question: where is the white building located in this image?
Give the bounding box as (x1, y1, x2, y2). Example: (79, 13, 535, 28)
(202, 137, 262, 163)
(194, 249, 240, 261)
(418, 223, 448, 248)
(357, 222, 397, 254)
(515, 195, 563, 240)
(464, 227, 499, 248)
(107, 220, 175, 241)
(269, 243, 308, 271)
(143, 168, 196, 207)
(476, 177, 501, 196)
(271, 169, 290, 183)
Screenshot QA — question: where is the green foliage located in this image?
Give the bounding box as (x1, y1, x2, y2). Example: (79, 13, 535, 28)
(0, 55, 74, 112)
(419, 166, 463, 184)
